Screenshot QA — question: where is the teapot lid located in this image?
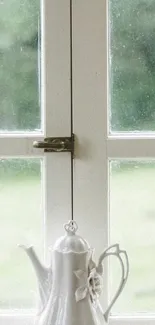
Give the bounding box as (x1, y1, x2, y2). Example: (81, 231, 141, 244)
(53, 220, 90, 253)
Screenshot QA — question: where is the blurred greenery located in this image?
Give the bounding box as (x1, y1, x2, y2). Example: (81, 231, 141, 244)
(110, 161, 155, 313)
(0, 159, 42, 309)
(0, 0, 40, 131)
(0, 159, 40, 179)
(110, 0, 155, 131)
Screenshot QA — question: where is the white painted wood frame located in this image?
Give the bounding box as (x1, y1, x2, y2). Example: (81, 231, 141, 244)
(0, 0, 71, 323)
(1, 0, 155, 324)
(72, 0, 155, 324)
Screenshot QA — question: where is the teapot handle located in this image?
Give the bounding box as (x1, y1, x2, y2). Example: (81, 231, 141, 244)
(96, 244, 129, 322)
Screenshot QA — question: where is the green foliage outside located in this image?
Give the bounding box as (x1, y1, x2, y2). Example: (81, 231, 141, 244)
(110, 0, 155, 131)
(0, 159, 40, 179)
(0, 0, 40, 131)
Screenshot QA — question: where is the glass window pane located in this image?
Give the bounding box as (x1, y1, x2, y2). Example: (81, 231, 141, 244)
(0, 159, 42, 309)
(0, 1, 40, 132)
(109, 0, 155, 132)
(110, 161, 155, 313)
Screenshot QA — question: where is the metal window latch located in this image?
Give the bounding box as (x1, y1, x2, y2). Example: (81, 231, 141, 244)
(33, 134, 75, 156)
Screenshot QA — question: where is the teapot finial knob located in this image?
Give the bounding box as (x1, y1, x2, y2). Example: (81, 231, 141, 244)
(64, 220, 78, 235)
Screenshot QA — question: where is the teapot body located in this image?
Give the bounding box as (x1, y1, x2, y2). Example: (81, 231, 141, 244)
(21, 221, 129, 325)
(36, 249, 100, 325)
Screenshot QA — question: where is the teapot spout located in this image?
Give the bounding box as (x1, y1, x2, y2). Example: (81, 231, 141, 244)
(20, 245, 52, 311)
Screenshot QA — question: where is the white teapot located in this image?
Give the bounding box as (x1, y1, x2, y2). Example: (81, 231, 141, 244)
(21, 220, 129, 325)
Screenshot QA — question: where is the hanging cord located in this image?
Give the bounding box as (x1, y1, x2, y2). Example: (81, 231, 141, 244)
(71, 153, 74, 221)
(70, 0, 74, 221)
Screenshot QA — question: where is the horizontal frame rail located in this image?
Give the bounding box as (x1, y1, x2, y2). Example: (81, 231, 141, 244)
(108, 135, 155, 158)
(1, 135, 155, 158)
(0, 313, 155, 324)
(0, 312, 34, 325)
(0, 135, 43, 156)
(110, 315, 155, 325)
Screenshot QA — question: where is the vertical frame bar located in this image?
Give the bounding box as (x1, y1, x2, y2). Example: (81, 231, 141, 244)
(42, 0, 71, 137)
(41, 0, 71, 253)
(73, 0, 108, 310)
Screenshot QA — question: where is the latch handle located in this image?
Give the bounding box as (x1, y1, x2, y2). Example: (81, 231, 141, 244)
(33, 134, 74, 155)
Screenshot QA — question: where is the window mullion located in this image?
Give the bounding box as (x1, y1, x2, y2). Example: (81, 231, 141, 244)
(42, 0, 71, 137)
(42, 0, 71, 256)
(43, 154, 71, 254)
(73, 0, 109, 311)
(0, 0, 72, 320)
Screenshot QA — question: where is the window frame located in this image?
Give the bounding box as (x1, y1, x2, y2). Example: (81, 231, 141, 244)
(1, 0, 155, 324)
(0, 0, 71, 323)
(72, 0, 155, 324)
